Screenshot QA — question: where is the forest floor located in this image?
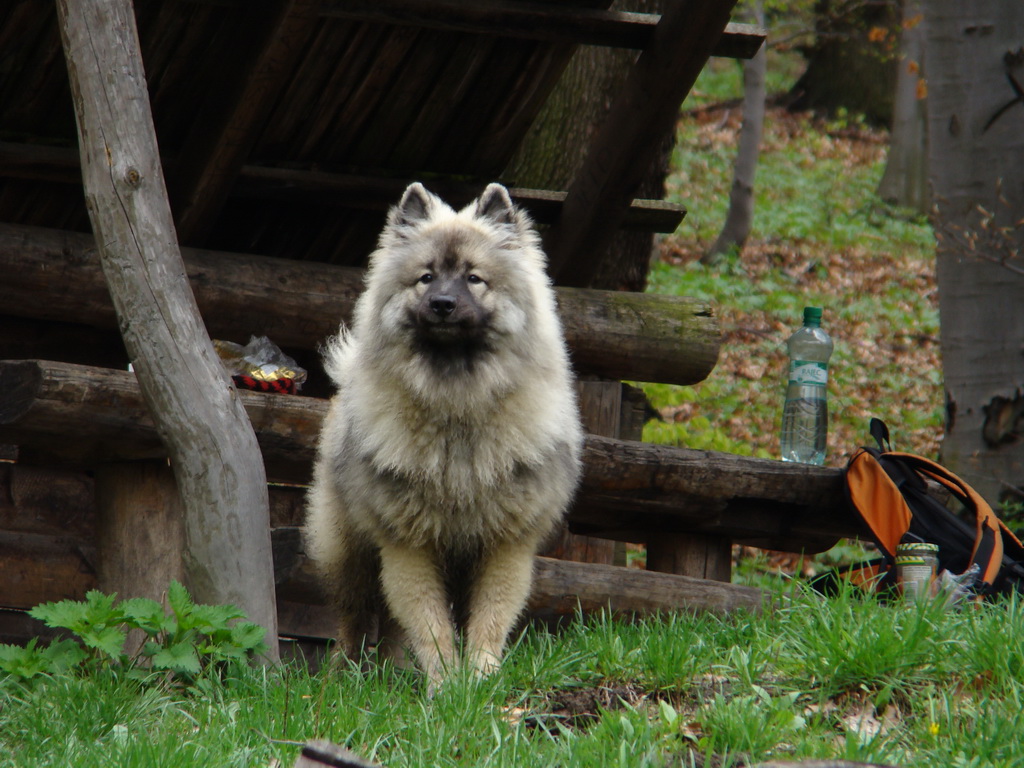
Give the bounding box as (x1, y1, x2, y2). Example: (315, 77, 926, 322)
(645, 103, 942, 468)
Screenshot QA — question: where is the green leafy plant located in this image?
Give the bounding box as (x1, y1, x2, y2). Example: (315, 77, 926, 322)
(0, 581, 267, 682)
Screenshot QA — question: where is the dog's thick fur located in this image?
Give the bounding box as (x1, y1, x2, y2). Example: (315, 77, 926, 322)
(304, 182, 583, 686)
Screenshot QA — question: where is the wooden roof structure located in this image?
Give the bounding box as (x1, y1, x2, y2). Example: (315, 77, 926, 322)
(0, 0, 762, 280)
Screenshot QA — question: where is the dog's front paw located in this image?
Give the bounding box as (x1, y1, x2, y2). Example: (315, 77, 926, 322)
(467, 648, 502, 678)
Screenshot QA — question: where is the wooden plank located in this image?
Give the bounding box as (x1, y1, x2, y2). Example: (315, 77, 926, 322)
(0, 223, 716, 387)
(57, 0, 279, 659)
(0, 142, 687, 231)
(315, 0, 765, 58)
(387, 35, 498, 168)
(322, 24, 423, 162)
(350, 31, 466, 167)
(547, 0, 741, 286)
(0, 360, 858, 551)
(295, 23, 392, 159)
(172, 0, 319, 244)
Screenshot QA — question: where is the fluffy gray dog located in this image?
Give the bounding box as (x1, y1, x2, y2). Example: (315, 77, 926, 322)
(305, 182, 583, 687)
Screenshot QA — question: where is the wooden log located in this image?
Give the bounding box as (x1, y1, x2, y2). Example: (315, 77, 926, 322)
(529, 557, 767, 620)
(0, 463, 95, 539)
(0, 360, 323, 482)
(0, 222, 719, 387)
(0, 360, 860, 552)
(547, 0, 741, 286)
(575, 434, 858, 552)
(0, 525, 766, 638)
(0, 530, 96, 610)
(57, 0, 279, 658)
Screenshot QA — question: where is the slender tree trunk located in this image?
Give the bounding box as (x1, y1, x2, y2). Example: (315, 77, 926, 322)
(57, 0, 279, 659)
(926, 0, 1024, 505)
(878, 0, 929, 212)
(704, 0, 766, 265)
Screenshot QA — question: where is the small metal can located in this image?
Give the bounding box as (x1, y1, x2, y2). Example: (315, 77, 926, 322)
(895, 542, 939, 599)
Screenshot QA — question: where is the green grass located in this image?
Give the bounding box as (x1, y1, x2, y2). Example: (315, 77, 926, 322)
(4, 586, 1024, 767)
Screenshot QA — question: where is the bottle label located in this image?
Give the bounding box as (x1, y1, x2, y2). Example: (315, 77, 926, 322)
(789, 361, 828, 387)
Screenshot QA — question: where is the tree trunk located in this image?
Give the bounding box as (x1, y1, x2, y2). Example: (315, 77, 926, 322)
(789, 0, 899, 126)
(56, 0, 279, 659)
(925, 0, 1024, 505)
(878, 0, 929, 212)
(705, 0, 766, 265)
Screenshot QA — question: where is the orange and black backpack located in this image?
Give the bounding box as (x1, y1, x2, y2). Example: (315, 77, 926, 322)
(836, 418, 1024, 598)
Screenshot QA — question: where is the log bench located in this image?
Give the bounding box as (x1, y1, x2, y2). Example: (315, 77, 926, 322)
(0, 223, 867, 644)
(0, 359, 862, 643)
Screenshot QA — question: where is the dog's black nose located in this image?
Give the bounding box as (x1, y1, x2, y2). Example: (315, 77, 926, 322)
(429, 295, 457, 318)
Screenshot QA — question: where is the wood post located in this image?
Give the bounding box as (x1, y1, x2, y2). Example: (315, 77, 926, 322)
(57, 0, 279, 658)
(542, 379, 624, 565)
(95, 461, 185, 653)
(94, 462, 185, 601)
(646, 532, 732, 582)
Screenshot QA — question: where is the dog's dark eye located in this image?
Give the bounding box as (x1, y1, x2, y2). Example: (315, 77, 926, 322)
(418, 273, 433, 284)
(467, 274, 483, 285)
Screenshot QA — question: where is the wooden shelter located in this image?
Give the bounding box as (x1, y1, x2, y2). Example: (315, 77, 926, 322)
(0, 0, 863, 650)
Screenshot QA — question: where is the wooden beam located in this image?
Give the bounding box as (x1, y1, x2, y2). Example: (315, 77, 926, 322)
(56, 0, 279, 658)
(547, 0, 741, 286)
(233, 169, 688, 233)
(172, 0, 318, 244)
(0, 223, 719, 387)
(0, 143, 687, 233)
(0, 359, 859, 551)
(315, 0, 764, 58)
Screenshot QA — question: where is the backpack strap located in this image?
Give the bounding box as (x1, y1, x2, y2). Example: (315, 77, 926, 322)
(845, 447, 913, 558)
(869, 417, 892, 452)
(886, 452, 1005, 587)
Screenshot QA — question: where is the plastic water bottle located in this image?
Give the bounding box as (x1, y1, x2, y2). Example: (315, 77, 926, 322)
(780, 306, 834, 465)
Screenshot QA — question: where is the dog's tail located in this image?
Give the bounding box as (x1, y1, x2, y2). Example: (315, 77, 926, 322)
(321, 330, 356, 387)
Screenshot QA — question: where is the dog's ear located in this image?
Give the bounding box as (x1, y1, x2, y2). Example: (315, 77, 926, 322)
(390, 182, 435, 229)
(474, 183, 516, 227)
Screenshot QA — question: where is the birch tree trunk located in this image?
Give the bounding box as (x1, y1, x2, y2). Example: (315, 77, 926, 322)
(56, 0, 279, 659)
(878, 0, 929, 212)
(926, 0, 1024, 505)
(704, 0, 766, 265)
